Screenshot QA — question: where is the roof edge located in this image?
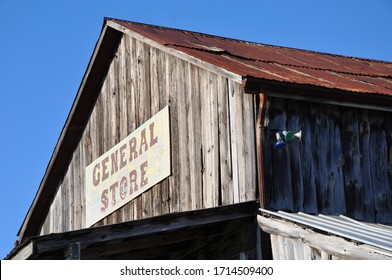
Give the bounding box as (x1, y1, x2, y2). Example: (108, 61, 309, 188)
(106, 18, 392, 65)
(243, 76, 392, 112)
(106, 19, 243, 83)
(17, 20, 123, 240)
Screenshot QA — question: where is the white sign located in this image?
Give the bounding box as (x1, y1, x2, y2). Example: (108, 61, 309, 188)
(85, 106, 171, 227)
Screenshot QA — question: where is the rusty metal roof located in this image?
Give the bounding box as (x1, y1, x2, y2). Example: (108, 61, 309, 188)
(111, 18, 392, 97)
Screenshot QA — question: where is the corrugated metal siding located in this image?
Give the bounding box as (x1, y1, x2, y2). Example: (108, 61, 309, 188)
(110, 18, 392, 96)
(259, 208, 392, 252)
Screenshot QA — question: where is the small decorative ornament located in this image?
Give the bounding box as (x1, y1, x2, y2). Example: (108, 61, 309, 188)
(283, 130, 302, 141)
(274, 132, 287, 149)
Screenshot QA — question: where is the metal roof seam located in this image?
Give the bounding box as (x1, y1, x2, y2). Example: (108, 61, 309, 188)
(259, 208, 392, 252)
(111, 18, 392, 65)
(168, 43, 392, 79)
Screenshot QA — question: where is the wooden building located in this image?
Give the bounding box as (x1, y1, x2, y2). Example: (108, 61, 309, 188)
(6, 18, 392, 260)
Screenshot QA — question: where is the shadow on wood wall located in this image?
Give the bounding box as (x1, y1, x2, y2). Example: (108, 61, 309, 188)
(263, 97, 392, 224)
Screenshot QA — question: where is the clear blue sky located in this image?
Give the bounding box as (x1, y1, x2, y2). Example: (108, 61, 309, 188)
(0, 0, 391, 259)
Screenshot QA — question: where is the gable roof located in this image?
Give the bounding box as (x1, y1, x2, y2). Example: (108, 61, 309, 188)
(110, 18, 392, 97)
(17, 18, 392, 242)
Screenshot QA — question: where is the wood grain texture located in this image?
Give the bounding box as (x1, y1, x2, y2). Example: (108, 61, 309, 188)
(38, 32, 257, 235)
(263, 97, 392, 224)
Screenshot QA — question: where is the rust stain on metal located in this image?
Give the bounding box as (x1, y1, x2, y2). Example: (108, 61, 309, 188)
(111, 18, 392, 97)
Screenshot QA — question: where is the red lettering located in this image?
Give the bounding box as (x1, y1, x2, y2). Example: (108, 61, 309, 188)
(129, 169, 138, 193)
(139, 128, 148, 155)
(129, 137, 138, 162)
(140, 161, 148, 188)
(111, 150, 118, 175)
(109, 182, 118, 206)
(102, 156, 109, 182)
(101, 189, 108, 212)
(149, 122, 158, 147)
(120, 176, 127, 200)
(93, 163, 100, 187)
(119, 143, 127, 169)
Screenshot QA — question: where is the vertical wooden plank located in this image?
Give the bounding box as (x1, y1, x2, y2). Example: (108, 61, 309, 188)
(269, 234, 281, 260)
(369, 110, 392, 224)
(79, 133, 87, 229)
(127, 37, 138, 133)
(61, 172, 69, 231)
(72, 145, 82, 230)
(277, 235, 288, 259)
(149, 46, 163, 217)
(188, 64, 203, 210)
(40, 209, 50, 235)
(358, 109, 376, 222)
(262, 98, 273, 209)
(241, 89, 256, 202)
(68, 165, 75, 231)
(116, 35, 130, 223)
(210, 73, 220, 207)
(282, 237, 295, 260)
(53, 189, 62, 233)
(291, 238, 304, 259)
(286, 100, 304, 212)
(312, 103, 345, 215)
(218, 77, 233, 205)
(100, 60, 111, 226)
(320, 251, 332, 260)
(200, 70, 219, 208)
(159, 51, 171, 215)
(200, 68, 209, 207)
(89, 91, 100, 162)
(177, 60, 192, 211)
(109, 51, 122, 224)
(298, 101, 318, 213)
(113, 40, 123, 224)
(302, 243, 313, 260)
(228, 80, 240, 203)
(231, 83, 251, 203)
(384, 111, 392, 218)
(309, 247, 322, 260)
(328, 105, 346, 215)
(167, 55, 180, 214)
(118, 36, 129, 140)
(341, 107, 364, 220)
(268, 98, 293, 211)
(124, 35, 136, 221)
(82, 112, 93, 229)
(311, 103, 329, 214)
(130, 37, 143, 220)
(139, 41, 153, 219)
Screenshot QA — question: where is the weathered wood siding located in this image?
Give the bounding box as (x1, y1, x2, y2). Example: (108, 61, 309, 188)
(40, 33, 256, 234)
(263, 97, 392, 224)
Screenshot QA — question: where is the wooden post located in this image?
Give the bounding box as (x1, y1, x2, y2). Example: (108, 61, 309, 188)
(255, 93, 273, 259)
(256, 93, 267, 208)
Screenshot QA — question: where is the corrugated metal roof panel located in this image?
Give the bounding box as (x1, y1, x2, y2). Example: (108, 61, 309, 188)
(259, 208, 392, 252)
(110, 18, 392, 97)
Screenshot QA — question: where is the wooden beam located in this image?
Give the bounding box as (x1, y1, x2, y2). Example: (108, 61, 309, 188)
(9, 201, 259, 259)
(243, 76, 392, 112)
(8, 241, 33, 260)
(257, 215, 392, 260)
